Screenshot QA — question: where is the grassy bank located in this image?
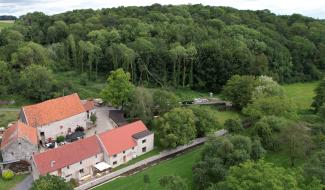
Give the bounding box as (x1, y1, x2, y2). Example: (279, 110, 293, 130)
(95, 147, 202, 190)
(0, 174, 27, 190)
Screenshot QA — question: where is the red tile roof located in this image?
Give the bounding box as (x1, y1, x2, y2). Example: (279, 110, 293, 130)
(1, 121, 38, 149)
(33, 135, 102, 175)
(22, 93, 86, 127)
(98, 120, 148, 155)
(82, 100, 95, 111)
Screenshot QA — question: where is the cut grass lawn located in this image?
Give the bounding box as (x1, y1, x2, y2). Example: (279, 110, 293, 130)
(0, 20, 14, 30)
(0, 111, 19, 128)
(95, 147, 203, 190)
(283, 81, 319, 113)
(0, 174, 27, 190)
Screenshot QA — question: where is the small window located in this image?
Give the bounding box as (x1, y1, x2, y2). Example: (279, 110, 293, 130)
(66, 174, 72, 178)
(11, 152, 14, 156)
(95, 154, 97, 158)
(40, 132, 45, 136)
(60, 125, 63, 129)
(142, 147, 147, 153)
(80, 161, 82, 165)
(18, 142, 21, 145)
(142, 139, 146, 144)
(67, 165, 70, 169)
(123, 151, 125, 154)
(132, 147, 135, 150)
(113, 161, 117, 165)
(113, 154, 117, 158)
(79, 169, 84, 173)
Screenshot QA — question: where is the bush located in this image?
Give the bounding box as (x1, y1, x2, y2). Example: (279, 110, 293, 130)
(2, 169, 14, 180)
(69, 178, 79, 187)
(224, 118, 243, 133)
(90, 113, 97, 124)
(56, 136, 65, 143)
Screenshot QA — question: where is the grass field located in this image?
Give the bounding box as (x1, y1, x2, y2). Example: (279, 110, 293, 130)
(283, 81, 319, 113)
(0, 20, 14, 30)
(95, 147, 202, 190)
(0, 111, 19, 128)
(0, 174, 27, 190)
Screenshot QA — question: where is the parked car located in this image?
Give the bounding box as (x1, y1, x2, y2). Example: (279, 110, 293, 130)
(44, 142, 55, 149)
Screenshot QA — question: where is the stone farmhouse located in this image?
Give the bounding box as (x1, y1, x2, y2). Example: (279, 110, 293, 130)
(19, 93, 95, 144)
(1, 121, 38, 163)
(31, 120, 154, 181)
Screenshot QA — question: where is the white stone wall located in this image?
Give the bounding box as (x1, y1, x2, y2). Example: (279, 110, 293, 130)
(2, 138, 38, 163)
(37, 112, 87, 141)
(134, 133, 154, 157)
(107, 148, 134, 168)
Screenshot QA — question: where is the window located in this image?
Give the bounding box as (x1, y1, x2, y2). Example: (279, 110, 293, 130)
(95, 154, 97, 158)
(66, 174, 72, 178)
(113, 161, 117, 165)
(123, 151, 125, 154)
(142, 139, 146, 144)
(11, 152, 14, 156)
(80, 161, 82, 165)
(142, 147, 147, 153)
(18, 142, 21, 145)
(113, 154, 117, 158)
(40, 132, 45, 136)
(60, 125, 63, 129)
(67, 165, 70, 169)
(132, 147, 135, 150)
(79, 169, 84, 173)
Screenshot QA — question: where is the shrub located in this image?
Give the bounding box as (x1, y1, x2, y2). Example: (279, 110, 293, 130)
(69, 178, 79, 187)
(2, 169, 14, 180)
(56, 136, 65, 143)
(90, 113, 97, 124)
(224, 118, 243, 133)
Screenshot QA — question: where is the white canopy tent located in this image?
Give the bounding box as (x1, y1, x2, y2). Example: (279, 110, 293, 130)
(93, 162, 111, 172)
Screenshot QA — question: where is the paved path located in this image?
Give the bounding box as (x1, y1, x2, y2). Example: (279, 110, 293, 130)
(0, 108, 20, 112)
(76, 129, 228, 190)
(13, 174, 33, 190)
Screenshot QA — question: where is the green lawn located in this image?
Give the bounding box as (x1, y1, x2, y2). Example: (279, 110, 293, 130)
(283, 81, 319, 113)
(95, 147, 202, 190)
(112, 149, 160, 171)
(264, 151, 304, 169)
(0, 20, 14, 30)
(0, 174, 27, 190)
(0, 111, 19, 128)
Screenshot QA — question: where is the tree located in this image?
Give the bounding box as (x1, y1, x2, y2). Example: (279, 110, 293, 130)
(20, 64, 55, 101)
(304, 150, 325, 184)
(318, 104, 325, 119)
(127, 87, 154, 123)
(279, 124, 313, 167)
(252, 75, 284, 100)
(312, 78, 325, 112)
(155, 108, 196, 148)
(90, 113, 97, 124)
(152, 89, 179, 115)
(101, 69, 135, 108)
(0, 60, 10, 95)
(159, 175, 188, 190)
(222, 75, 257, 109)
(215, 160, 300, 190)
(190, 106, 221, 137)
(224, 118, 243, 133)
(31, 174, 72, 190)
(243, 96, 296, 119)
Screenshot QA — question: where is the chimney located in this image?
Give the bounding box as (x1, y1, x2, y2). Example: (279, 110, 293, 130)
(51, 161, 56, 168)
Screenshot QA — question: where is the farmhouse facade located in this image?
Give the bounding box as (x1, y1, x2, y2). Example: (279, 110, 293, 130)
(1, 121, 38, 163)
(32, 121, 154, 181)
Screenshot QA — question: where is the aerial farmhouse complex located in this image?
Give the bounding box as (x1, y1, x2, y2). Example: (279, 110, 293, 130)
(0, 93, 154, 182)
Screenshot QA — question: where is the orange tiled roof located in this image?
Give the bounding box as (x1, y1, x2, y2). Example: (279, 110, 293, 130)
(22, 93, 86, 127)
(1, 121, 38, 149)
(82, 100, 95, 111)
(33, 135, 102, 175)
(98, 120, 148, 155)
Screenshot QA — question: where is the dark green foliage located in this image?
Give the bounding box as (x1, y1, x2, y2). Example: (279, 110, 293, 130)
(304, 150, 325, 184)
(56, 136, 65, 143)
(159, 175, 188, 190)
(312, 78, 325, 112)
(90, 113, 97, 124)
(224, 118, 243, 133)
(193, 135, 265, 190)
(143, 174, 150, 184)
(31, 174, 73, 190)
(152, 89, 179, 115)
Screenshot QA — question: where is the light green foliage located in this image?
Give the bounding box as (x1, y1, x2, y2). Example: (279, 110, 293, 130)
(101, 69, 135, 108)
(190, 106, 221, 137)
(127, 87, 154, 123)
(2, 170, 14, 180)
(31, 174, 72, 190)
(243, 96, 296, 119)
(215, 160, 300, 190)
(224, 118, 243, 133)
(252, 75, 284, 100)
(159, 176, 188, 190)
(20, 64, 55, 101)
(222, 75, 257, 109)
(155, 107, 196, 148)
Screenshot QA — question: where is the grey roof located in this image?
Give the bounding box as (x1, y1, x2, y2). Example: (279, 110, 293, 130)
(109, 110, 128, 126)
(132, 130, 153, 139)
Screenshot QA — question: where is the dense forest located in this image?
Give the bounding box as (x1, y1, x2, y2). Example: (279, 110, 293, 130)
(0, 4, 325, 100)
